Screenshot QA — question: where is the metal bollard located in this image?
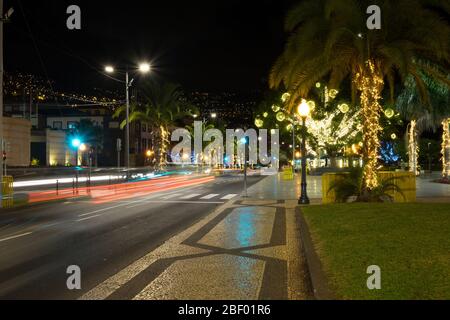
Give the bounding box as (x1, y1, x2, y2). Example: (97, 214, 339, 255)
(56, 180, 59, 195)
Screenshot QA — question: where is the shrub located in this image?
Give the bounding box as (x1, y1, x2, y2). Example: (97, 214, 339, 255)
(327, 167, 405, 203)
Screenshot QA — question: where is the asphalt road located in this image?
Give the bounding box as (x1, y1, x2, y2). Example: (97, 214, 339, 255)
(0, 174, 264, 300)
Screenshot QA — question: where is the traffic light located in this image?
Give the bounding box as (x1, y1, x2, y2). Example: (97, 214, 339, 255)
(71, 138, 82, 148)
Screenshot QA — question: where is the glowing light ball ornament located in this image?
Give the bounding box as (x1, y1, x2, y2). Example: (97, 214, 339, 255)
(276, 112, 286, 122)
(315, 82, 321, 88)
(255, 118, 264, 128)
(281, 93, 291, 103)
(328, 89, 339, 99)
(391, 133, 397, 140)
(272, 105, 280, 113)
(263, 112, 269, 118)
(384, 108, 395, 119)
(307, 100, 316, 111)
(338, 103, 350, 114)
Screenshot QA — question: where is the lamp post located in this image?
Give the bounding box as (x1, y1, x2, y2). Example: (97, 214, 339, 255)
(105, 63, 151, 173)
(241, 136, 249, 197)
(0, 1, 12, 202)
(298, 100, 311, 205)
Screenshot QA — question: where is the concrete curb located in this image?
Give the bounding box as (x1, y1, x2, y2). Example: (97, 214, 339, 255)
(296, 206, 335, 300)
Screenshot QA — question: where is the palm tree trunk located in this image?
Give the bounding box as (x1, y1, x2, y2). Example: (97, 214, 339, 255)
(408, 120, 419, 175)
(158, 125, 169, 170)
(442, 119, 450, 178)
(355, 60, 384, 193)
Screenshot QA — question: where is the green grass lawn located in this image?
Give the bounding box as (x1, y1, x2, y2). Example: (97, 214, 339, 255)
(302, 203, 450, 300)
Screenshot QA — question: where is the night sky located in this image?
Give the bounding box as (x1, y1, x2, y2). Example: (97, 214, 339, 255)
(5, 0, 296, 94)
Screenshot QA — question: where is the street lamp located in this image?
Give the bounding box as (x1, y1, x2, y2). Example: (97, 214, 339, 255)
(105, 62, 151, 173)
(297, 99, 311, 205)
(139, 63, 151, 73)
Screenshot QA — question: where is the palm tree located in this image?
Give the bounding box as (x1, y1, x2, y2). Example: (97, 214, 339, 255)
(270, 0, 450, 195)
(114, 81, 193, 169)
(396, 72, 450, 176)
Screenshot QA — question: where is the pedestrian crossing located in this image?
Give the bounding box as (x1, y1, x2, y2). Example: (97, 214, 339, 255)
(145, 192, 239, 202)
(200, 194, 220, 200)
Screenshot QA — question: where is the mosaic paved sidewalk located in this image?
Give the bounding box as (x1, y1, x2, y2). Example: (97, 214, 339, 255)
(81, 199, 312, 300)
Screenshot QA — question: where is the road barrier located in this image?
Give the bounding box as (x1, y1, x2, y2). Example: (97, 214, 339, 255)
(2, 176, 14, 196)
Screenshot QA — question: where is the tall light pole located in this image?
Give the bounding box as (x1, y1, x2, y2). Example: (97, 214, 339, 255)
(298, 100, 311, 205)
(105, 63, 150, 173)
(125, 70, 131, 170)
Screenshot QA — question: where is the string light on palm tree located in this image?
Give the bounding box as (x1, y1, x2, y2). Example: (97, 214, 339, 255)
(442, 119, 450, 178)
(408, 120, 420, 176)
(270, 0, 450, 194)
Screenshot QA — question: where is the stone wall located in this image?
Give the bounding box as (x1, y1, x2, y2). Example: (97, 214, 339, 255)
(3, 117, 32, 167)
(46, 129, 68, 166)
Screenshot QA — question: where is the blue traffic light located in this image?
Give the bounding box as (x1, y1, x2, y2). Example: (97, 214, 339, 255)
(71, 138, 82, 148)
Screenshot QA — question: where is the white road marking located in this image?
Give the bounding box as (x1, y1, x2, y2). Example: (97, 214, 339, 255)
(160, 193, 184, 200)
(221, 194, 238, 200)
(0, 232, 33, 243)
(78, 203, 131, 218)
(125, 193, 170, 209)
(77, 214, 103, 222)
(139, 200, 223, 205)
(180, 194, 202, 200)
(200, 194, 220, 200)
(77, 200, 224, 222)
